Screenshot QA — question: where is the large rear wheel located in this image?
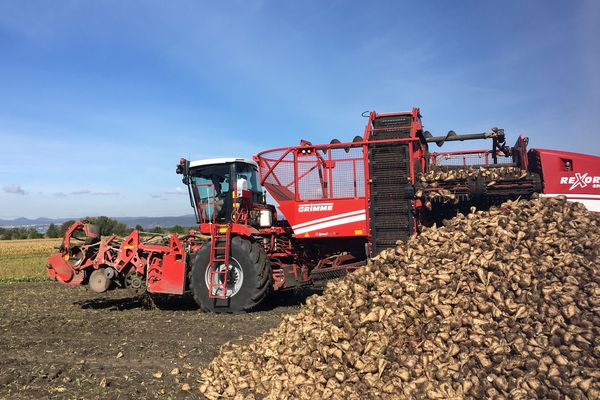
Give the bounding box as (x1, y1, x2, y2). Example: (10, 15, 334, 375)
(190, 237, 271, 312)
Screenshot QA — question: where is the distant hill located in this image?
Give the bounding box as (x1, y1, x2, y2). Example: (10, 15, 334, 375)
(0, 217, 69, 226)
(0, 215, 197, 229)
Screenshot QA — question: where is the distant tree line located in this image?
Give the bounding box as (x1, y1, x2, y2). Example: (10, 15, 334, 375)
(137, 224, 190, 235)
(0, 216, 195, 240)
(0, 227, 45, 240)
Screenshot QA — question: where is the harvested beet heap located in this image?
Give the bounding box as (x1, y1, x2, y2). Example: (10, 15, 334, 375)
(198, 196, 600, 400)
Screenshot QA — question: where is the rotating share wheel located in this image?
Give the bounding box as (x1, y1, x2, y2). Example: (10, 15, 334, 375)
(125, 270, 146, 291)
(88, 268, 111, 293)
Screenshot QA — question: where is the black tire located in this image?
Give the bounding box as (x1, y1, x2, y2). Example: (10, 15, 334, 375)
(190, 236, 271, 313)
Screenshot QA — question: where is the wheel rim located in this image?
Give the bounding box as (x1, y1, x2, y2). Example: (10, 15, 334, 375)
(204, 257, 244, 298)
(125, 270, 145, 290)
(89, 269, 110, 293)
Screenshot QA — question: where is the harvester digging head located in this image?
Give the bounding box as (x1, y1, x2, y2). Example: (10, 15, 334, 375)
(47, 220, 198, 295)
(46, 221, 100, 285)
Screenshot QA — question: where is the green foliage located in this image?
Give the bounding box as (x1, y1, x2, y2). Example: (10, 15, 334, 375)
(0, 227, 43, 240)
(150, 226, 164, 234)
(170, 224, 185, 234)
(83, 216, 130, 236)
(146, 225, 193, 235)
(60, 220, 76, 236)
(46, 223, 60, 238)
(0, 219, 196, 240)
(28, 229, 43, 239)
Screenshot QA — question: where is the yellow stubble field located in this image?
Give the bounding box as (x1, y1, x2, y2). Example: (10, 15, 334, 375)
(0, 238, 61, 281)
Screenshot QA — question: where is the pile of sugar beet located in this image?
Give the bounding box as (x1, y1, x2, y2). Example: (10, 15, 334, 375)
(197, 196, 599, 399)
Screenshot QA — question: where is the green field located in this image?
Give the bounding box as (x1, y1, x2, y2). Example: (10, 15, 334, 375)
(0, 238, 61, 281)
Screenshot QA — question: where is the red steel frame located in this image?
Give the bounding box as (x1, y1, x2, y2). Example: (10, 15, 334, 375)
(47, 223, 198, 295)
(255, 108, 426, 242)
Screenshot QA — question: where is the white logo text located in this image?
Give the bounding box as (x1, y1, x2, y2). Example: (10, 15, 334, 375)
(298, 203, 334, 212)
(560, 173, 600, 191)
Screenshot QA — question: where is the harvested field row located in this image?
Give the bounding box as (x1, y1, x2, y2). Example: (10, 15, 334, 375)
(0, 283, 304, 399)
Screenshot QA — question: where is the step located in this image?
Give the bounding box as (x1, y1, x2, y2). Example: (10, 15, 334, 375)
(371, 130, 411, 140)
(373, 114, 412, 128)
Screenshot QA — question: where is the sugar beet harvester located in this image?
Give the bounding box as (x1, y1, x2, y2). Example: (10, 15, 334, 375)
(47, 108, 600, 312)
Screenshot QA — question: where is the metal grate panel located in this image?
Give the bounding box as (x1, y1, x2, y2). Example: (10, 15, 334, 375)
(368, 141, 413, 253)
(256, 145, 366, 202)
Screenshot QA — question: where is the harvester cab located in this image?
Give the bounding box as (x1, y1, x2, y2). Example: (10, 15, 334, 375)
(177, 157, 272, 228)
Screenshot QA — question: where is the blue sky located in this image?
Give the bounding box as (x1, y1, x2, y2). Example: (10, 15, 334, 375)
(0, 0, 598, 218)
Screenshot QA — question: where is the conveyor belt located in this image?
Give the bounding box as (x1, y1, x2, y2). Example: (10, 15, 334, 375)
(368, 116, 414, 254)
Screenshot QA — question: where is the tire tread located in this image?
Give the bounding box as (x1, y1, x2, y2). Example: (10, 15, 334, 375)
(191, 236, 271, 313)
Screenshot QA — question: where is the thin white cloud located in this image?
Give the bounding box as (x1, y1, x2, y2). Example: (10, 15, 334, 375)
(3, 184, 26, 195)
(90, 190, 119, 196)
(53, 189, 119, 197)
(163, 187, 186, 195)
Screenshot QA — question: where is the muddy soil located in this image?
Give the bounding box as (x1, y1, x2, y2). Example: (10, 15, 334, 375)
(0, 282, 306, 399)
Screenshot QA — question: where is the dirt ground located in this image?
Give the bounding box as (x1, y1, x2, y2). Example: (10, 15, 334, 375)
(0, 282, 306, 399)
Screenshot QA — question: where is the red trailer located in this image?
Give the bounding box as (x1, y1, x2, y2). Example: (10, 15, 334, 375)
(528, 149, 600, 212)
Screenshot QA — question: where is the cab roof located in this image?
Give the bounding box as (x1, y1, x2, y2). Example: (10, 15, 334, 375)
(189, 157, 257, 168)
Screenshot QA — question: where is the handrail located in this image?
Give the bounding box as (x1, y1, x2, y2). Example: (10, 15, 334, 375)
(254, 136, 419, 160)
(258, 148, 292, 185)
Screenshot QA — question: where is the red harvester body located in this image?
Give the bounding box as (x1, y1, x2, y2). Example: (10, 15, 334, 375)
(47, 107, 600, 312)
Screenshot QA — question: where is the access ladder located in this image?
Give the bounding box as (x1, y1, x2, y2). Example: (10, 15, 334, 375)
(207, 224, 231, 299)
